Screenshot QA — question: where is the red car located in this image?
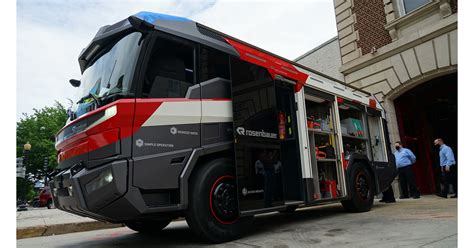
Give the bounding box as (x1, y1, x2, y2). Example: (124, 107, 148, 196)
(39, 186, 53, 209)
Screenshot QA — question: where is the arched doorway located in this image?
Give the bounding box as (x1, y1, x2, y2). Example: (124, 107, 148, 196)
(394, 73, 457, 194)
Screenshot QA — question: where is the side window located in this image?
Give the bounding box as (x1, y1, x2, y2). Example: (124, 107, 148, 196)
(200, 46, 230, 81)
(143, 36, 194, 98)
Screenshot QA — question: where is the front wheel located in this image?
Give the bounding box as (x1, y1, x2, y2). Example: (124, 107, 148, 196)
(125, 219, 172, 233)
(341, 162, 375, 212)
(186, 158, 253, 243)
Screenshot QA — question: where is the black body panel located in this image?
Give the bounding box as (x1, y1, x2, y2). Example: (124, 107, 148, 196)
(133, 149, 192, 189)
(200, 77, 231, 99)
(132, 124, 201, 157)
(202, 122, 233, 146)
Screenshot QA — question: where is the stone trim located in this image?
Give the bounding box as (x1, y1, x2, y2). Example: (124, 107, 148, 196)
(339, 13, 456, 74)
(334, 0, 360, 64)
(344, 31, 456, 90)
(384, 0, 454, 43)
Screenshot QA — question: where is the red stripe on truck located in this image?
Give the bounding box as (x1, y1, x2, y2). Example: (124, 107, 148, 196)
(224, 38, 308, 92)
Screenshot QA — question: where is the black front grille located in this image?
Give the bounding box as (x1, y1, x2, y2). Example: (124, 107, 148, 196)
(142, 192, 170, 207)
(141, 190, 180, 207)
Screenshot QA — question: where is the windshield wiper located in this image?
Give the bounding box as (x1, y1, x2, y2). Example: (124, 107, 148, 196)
(101, 92, 135, 103)
(77, 92, 101, 107)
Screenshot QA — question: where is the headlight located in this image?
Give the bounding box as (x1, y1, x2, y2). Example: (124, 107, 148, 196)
(85, 169, 114, 194)
(68, 185, 73, 196)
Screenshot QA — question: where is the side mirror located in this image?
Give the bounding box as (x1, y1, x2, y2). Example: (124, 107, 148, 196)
(69, 79, 81, 87)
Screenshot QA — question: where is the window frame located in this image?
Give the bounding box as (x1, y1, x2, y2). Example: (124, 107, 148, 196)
(396, 0, 432, 16)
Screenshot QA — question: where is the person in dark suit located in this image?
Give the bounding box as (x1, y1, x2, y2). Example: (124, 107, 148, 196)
(379, 185, 396, 203)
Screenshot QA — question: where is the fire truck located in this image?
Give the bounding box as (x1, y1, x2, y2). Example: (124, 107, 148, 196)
(51, 11, 396, 243)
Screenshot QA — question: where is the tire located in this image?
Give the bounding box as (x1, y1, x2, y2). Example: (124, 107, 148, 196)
(125, 219, 172, 233)
(341, 162, 375, 212)
(46, 200, 53, 209)
(279, 205, 298, 213)
(186, 158, 254, 243)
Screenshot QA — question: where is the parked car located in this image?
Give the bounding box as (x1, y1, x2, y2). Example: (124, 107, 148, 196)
(39, 186, 53, 209)
(30, 196, 41, 207)
(17, 200, 28, 211)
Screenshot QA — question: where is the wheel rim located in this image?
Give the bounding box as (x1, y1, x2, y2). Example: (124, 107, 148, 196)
(209, 175, 239, 225)
(356, 172, 370, 200)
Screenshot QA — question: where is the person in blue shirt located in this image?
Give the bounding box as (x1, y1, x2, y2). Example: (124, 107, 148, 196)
(434, 138, 457, 198)
(394, 141, 420, 199)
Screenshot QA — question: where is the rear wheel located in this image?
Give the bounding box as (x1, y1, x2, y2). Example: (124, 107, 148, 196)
(341, 162, 375, 212)
(186, 158, 253, 243)
(125, 219, 172, 233)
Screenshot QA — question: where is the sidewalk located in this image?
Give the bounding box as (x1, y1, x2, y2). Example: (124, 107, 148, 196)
(17, 207, 122, 239)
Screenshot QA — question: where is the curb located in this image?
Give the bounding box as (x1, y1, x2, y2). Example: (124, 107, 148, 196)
(17, 221, 124, 239)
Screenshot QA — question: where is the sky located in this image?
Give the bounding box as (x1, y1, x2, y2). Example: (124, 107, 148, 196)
(16, 0, 337, 120)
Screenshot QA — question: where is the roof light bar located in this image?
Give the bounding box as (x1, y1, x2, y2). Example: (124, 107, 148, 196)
(133, 11, 190, 26)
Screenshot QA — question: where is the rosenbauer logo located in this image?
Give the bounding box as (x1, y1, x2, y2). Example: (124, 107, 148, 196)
(235, 127, 277, 139)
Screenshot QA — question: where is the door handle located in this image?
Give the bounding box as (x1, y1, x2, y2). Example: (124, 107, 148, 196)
(170, 156, 185, 165)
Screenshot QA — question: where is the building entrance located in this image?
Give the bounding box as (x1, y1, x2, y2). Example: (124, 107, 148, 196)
(394, 73, 457, 194)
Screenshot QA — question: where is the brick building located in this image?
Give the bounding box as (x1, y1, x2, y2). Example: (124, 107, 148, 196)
(296, 0, 457, 195)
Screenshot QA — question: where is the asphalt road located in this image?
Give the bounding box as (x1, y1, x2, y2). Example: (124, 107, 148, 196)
(17, 195, 457, 248)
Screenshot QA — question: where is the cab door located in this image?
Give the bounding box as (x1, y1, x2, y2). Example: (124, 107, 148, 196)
(231, 58, 301, 215)
(367, 109, 397, 191)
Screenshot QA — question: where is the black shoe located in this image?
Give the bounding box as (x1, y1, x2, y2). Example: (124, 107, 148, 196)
(413, 195, 420, 199)
(450, 195, 457, 198)
(399, 196, 409, 199)
(385, 199, 396, 203)
(436, 193, 447, 198)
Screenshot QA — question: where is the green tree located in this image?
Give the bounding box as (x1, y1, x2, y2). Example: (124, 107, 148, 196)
(17, 101, 67, 201)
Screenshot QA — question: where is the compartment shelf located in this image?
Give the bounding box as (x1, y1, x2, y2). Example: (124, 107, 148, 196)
(308, 128, 334, 135)
(316, 158, 337, 162)
(342, 134, 367, 140)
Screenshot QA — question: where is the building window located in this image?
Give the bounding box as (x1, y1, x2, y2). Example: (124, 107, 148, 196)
(398, 0, 431, 15)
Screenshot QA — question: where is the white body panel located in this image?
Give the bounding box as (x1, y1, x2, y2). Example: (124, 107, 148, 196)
(295, 88, 313, 179)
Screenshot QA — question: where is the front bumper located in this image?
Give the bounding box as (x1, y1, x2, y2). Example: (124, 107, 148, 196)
(50, 159, 183, 223)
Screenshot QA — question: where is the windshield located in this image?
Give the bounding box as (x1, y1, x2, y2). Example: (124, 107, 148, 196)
(71, 32, 143, 119)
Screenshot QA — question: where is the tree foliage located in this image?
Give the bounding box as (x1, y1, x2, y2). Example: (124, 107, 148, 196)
(17, 101, 68, 182)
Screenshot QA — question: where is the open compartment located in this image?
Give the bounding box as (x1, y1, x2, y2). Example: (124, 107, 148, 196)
(304, 91, 342, 200)
(338, 101, 370, 163)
